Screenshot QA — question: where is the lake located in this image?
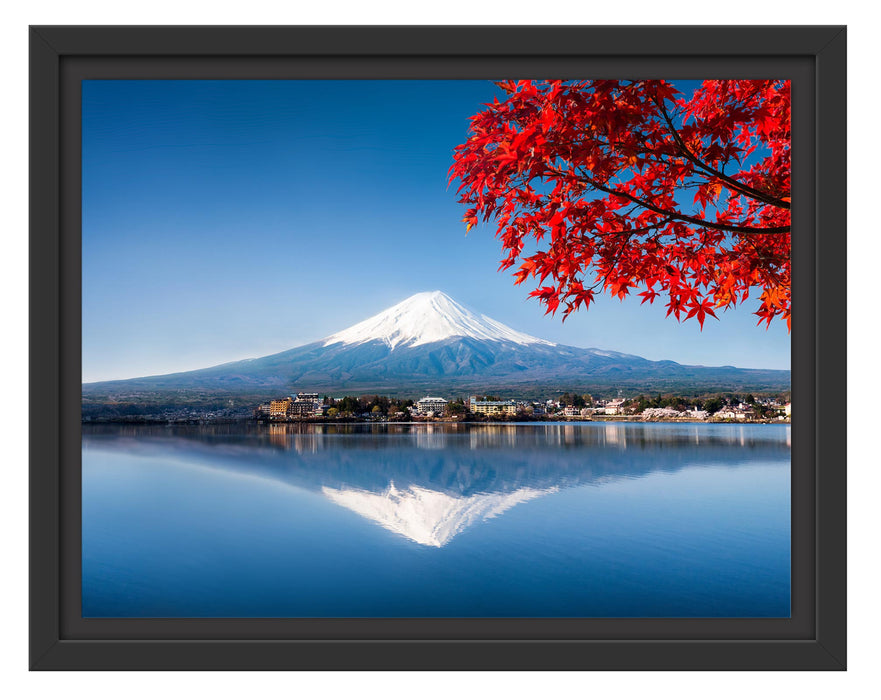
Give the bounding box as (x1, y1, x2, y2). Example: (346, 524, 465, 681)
(82, 421, 791, 618)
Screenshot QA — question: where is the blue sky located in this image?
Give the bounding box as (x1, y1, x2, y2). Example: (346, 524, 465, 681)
(82, 80, 790, 382)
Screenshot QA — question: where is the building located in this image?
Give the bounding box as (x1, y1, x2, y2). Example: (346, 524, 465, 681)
(257, 392, 325, 420)
(416, 397, 448, 416)
(290, 392, 325, 417)
(469, 396, 518, 416)
(718, 407, 756, 420)
(269, 398, 293, 419)
(603, 399, 627, 415)
(289, 391, 326, 418)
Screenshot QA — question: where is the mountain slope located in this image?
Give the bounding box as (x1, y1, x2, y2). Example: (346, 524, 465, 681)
(82, 290, 791, 403)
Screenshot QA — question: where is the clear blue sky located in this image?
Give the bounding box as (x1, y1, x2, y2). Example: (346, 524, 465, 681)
(82, 80, 790, 382)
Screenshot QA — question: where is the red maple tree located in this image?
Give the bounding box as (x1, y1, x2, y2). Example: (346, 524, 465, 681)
(450, 80, 791, 330)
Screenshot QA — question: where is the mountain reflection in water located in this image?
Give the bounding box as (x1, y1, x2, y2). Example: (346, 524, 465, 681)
(83, 422, 789, 548)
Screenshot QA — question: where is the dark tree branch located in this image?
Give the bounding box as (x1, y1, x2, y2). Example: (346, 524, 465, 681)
(588, 216, 675, 236)
(651, 96, 790, 210)
(564, 166, 790, 235)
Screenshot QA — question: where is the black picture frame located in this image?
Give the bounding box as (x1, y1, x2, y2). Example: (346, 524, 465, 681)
(29, 25, 846, 671)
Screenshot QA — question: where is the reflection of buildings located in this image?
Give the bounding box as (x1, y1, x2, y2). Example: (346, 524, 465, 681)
(266, 423, 327, 453)
(469, 424, 518, 450)
(267, 423, 291, 449)
(603, 423, 623, 446)
(415, 425, 448, 450)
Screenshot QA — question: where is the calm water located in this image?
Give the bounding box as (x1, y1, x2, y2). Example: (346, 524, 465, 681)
(82, 422, 790, 617)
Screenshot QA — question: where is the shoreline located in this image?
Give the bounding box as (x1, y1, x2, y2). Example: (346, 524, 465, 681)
(81, 415, 790, 426)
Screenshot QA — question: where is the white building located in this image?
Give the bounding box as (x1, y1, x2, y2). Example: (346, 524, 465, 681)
(416, 396, 448, 416)
(718, 408, 755, 420)
(603, 399, 627, 415)
(469, 396, 518, 416)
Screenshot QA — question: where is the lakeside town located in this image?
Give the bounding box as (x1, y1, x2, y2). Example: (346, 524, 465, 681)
(250, 390, 792, 424)
(81, 388, 791, 425)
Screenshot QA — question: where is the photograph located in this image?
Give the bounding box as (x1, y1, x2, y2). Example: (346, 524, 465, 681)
(80, 78, 792, 619)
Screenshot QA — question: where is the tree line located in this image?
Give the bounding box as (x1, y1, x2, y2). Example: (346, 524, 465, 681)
(623, 392, 789, 416)
(323, 394, 414, 419)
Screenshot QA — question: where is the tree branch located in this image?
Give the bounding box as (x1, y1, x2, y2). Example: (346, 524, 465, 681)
(652, 96, 790, 210)
(588, 216, 675, 236)
(565, 166, 789, 235)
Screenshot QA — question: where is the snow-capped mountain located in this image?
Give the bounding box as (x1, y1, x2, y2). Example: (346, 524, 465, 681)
(82, 290, 791, 403)
(323, 290, 555, 350)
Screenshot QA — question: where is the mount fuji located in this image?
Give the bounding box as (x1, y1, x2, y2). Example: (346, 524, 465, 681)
(322, 290, 556, 351)
(82, 290, 790, 406)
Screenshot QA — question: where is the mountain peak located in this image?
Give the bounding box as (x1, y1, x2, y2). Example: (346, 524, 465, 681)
(322, 291, 555, 350)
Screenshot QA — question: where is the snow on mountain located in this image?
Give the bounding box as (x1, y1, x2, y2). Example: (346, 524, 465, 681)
(322, 290, 556, 350)
(82, 289, 792, 401)
(322, 482, 557, 547)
